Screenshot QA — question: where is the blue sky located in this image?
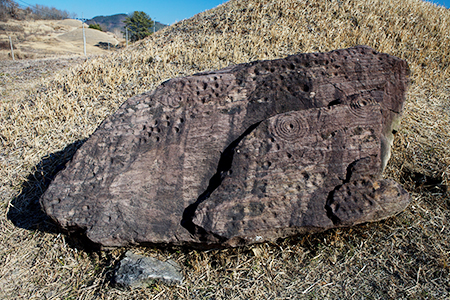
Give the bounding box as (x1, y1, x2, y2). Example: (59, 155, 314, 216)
(427, 0, 450, 8)
(15, 0, 227, 25)
(14, 0, 450, 25)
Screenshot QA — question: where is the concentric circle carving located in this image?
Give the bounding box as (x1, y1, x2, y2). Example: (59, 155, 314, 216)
(271, 112, 308, 142)
(349, 97, 376, 118)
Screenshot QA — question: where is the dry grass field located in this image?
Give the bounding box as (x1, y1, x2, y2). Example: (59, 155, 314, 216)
(0, 0, 449, 298)
(0, 18, 120, 60)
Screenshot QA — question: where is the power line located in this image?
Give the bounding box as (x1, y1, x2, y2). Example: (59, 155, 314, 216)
(15, 0, 32, 7)
(14, 0, 37, 10)
(14, 0, 71, 16)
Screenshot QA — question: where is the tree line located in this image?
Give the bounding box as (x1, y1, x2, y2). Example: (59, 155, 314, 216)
(0, 0, 75, 21)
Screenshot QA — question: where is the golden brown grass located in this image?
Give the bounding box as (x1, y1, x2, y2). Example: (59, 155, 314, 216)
(0, 18, 119, 59)
(0, 0, 449, 298)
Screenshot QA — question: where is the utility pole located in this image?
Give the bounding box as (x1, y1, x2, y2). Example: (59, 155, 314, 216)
(9, 36, 15, 61)
(125, 27, 128, 47)
(82, 12, 87, 55)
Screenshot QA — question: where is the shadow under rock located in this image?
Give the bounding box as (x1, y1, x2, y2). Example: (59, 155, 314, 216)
(7, 139, 86, 234)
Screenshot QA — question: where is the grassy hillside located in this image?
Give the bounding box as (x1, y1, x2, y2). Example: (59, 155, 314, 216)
(0, 0, 449, 298)
(0, 18, 120, 59)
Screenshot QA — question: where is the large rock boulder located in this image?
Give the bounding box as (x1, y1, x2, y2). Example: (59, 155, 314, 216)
(40, 46, 410, 248)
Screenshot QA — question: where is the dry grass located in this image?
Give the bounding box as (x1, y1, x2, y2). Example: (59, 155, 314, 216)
(0, 18, 119, 59)
(0, 0, 449, 298)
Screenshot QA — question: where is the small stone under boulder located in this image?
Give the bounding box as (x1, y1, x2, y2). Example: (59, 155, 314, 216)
(115, 251, 184, 288)
(40, 46, 410, 248)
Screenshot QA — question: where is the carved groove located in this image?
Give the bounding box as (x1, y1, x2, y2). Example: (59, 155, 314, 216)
(270, 112, 309, 142)
(349, 96, 377, 118)
(181, 121, 262, 241)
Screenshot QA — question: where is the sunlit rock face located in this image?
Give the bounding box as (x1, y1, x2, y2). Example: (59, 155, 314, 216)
(40, 46, 410, 249)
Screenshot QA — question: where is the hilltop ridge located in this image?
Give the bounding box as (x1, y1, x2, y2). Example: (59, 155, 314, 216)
(86, 13, 168, 37)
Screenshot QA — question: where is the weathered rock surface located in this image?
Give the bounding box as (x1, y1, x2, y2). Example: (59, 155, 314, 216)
(40, 46, 410, 248)
(115, 251, 183, 287)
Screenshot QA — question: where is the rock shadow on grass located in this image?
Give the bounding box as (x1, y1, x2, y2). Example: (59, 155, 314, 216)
(7, 139, 86, 234)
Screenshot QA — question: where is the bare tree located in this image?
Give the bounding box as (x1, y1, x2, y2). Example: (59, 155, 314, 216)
(30, 4, 71, 20)
(0, 0, 19, 21)
(0, 0, 72, 21)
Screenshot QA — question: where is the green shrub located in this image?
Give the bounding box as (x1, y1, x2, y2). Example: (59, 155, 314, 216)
(88, 23, 102, 31)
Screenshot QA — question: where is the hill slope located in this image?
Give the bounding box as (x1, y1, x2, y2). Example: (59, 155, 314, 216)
(0, 18, 119, 59)
(1, 0, 449, 299)
(86, 13, 168, 37)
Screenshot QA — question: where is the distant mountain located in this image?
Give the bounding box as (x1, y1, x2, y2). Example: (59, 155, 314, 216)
(86, 13, 167, 37)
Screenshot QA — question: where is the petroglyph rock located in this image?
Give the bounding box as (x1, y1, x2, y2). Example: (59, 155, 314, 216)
(40, 46, 410, 248)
